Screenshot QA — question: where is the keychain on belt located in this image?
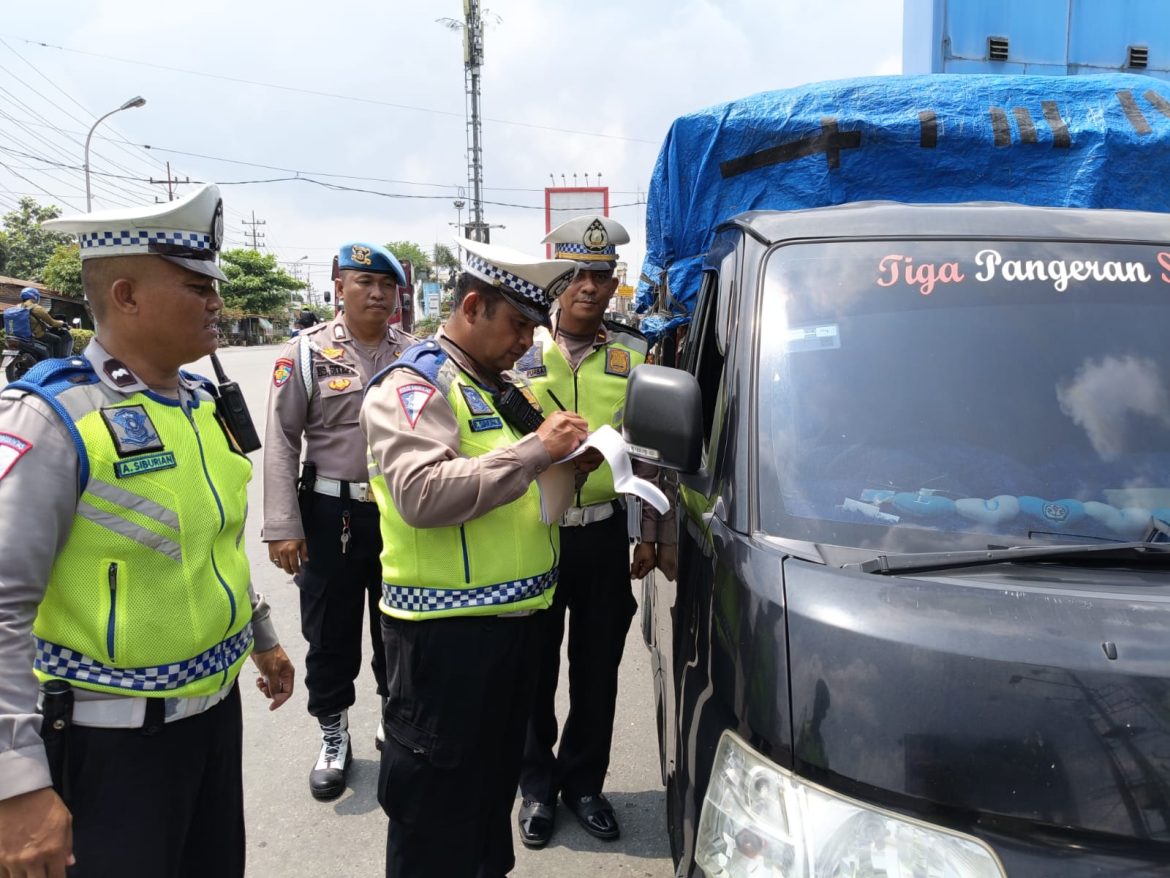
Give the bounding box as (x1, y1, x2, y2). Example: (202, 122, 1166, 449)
(339, 480, 352, 555)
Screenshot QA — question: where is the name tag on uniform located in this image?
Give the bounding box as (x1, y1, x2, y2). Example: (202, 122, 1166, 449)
(115, 451, 177, 479)
(468, 416, 503, 432)
(605, 348, 631, 377)
(460, 384, 494, 416)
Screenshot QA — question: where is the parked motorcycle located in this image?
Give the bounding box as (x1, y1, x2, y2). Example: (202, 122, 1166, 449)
(2, 327, 74, 382)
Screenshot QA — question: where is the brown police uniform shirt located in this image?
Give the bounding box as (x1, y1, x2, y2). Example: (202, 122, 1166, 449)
(544, 315, 677, 545)
(359, 329, 551, 529)
(262, 314, 415, 542)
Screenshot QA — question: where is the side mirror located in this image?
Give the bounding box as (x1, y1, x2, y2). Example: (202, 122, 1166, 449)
(323, 291, 332, 304)
(623, 365, 703, 473)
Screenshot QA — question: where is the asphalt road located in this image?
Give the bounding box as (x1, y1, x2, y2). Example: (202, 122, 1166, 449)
(191, 344, 675, 878)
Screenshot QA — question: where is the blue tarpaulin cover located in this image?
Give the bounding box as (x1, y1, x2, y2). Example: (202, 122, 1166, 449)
(635, 74, 1170, 328)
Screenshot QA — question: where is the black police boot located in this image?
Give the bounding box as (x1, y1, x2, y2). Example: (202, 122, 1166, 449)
(375, 696, 387, 752)
(309, 711, 352, 801)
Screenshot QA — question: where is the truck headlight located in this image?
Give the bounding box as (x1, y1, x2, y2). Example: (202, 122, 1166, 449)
(696, 731, 1007, 878)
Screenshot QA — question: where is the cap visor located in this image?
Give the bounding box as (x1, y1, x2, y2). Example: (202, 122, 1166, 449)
(499, 290, 551, 328)
(161, 254, 228, 282)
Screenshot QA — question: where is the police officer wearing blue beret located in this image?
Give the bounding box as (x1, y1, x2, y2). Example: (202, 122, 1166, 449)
(263, 242, 416, 800)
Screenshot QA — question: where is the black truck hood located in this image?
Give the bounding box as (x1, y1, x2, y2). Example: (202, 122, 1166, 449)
(785, 556, 1170, 841)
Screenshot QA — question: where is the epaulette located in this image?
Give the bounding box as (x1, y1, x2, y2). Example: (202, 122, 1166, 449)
(604, 319, 649, 354)
(301, 321, 332, 339)
(6, 356, 99, 493)
(604, 318, 647, 341)
(7, 356, 98, 398)
(366, 339, 448, 392)
(178, 369, 217, 399)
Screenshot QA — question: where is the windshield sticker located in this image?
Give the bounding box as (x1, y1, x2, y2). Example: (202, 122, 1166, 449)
(786, 323, 840, 352)
(876, 250, 1167, 295)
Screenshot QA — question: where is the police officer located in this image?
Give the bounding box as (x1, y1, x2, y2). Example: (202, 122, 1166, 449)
(264, 242, 415, 800)
(516, 215, 677, 847)
(360, 238, 589, 877)
(0, 184, 295, 877)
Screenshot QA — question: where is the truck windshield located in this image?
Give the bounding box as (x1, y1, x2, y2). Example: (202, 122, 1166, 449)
(757, 239, 1170, 552)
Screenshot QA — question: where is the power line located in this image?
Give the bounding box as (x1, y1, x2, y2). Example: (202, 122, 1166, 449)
(2, 33, 660, 145)
(0, 36, 170, 176)
(0, 57, 162, 201)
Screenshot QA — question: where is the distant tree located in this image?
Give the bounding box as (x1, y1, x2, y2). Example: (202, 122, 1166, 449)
(385, 241, 432, 279)
(219, 248, 304, 316)
(41, 243, 84, 298)
(432, 243, 458, 271)
(1, 198, 73, 282)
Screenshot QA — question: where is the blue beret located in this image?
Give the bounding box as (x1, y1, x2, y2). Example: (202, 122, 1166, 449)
(338, 242, 407, 286)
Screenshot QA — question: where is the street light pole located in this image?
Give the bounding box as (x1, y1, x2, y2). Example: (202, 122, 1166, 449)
(85, 96, 146, 210)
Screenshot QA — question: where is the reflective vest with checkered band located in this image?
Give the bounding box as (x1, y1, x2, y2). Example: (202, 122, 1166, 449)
(13, 359, 254, 697)
(368, 343, 558, 621)
(518, 324, 647, 507)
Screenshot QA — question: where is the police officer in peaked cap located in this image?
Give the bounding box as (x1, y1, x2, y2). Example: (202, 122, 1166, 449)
(0, 184, 295, 877)
(263, 241, 415, 801)
(360, 237, 590, 876)
(515, 215, 677, 847)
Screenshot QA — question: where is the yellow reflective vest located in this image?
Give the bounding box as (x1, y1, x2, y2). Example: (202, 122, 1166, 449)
(368, 342, 558, 621)
(18, 359, 254, 698)
(517, 321, 648, 507)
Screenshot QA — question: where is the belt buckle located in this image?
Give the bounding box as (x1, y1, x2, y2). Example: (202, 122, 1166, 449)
(560, 507, 584, 527)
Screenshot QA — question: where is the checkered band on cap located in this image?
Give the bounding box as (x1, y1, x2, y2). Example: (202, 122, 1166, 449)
(34, 623, 253, 692)
(555, 242, 616, 258)
(464, 252, 552, 310)
(79, 230, 214, 253)
(382, 567, 557, 614)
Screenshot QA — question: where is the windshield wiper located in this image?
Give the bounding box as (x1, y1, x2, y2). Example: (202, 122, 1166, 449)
(850, 541, 1170, 575)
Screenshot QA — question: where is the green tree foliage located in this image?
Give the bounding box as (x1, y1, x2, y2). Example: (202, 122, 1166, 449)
(385, 241, 431, 279)
(219, 248, 304, 316)
(1, 198, 73, 282)
(432, 243, 458, 270)
(42, 243, 84, 298)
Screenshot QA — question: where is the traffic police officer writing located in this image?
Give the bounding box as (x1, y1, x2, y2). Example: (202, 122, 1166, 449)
(360, 238, 589, 877)
(0, 184, 294, 878)
(516, 215, 676, 847)
(264, 241, 415, 800)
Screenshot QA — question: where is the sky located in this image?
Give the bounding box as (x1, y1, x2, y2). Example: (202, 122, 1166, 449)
(0, 0, 903, 299)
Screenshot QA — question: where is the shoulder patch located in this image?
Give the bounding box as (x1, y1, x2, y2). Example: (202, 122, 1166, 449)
(0, 433, 32, 480)
(100, 405, 164, 457)
(273, 358, 294, 387)
(459, 384, 494, 416)
(604, 348, 631, 377)
(397, 383, 436, 429)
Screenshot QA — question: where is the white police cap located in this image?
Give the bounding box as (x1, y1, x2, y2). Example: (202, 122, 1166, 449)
(455, 237, 576, 328)
(43, 183, 227, 282)
(542, 215, 629, 271)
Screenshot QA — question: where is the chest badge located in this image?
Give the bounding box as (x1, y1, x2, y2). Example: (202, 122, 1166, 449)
(460, 384, 494, 416)
(321, 347, 344, 360)
(604, 348, 631, 377)
(100, 405, 165, 457)
(327, 378, 352, 392)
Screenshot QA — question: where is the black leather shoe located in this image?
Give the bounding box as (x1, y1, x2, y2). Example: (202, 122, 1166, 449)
(562, 792, 620, 841)
(518, 799, 555, 848)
